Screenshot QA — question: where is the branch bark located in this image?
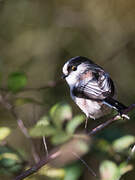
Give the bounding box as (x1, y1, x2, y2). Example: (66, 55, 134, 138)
(0, 95, 40, 163)
(0, 80, 62, 92)
(13, 103, 135, 180)
(14, 151, 61, 180)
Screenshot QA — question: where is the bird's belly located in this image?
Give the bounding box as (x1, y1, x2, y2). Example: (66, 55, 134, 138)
(74, 97, 109, 119)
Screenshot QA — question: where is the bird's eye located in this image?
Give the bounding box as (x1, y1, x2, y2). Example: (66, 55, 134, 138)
(71, 66, 77, 71)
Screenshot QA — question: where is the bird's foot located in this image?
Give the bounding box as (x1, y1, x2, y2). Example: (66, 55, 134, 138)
(121, 113, 130, 119)
(85, 117, 88, 129)
(118, 113, 130, 120)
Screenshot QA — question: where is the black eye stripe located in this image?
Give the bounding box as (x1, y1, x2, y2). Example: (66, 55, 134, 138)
(67, 65, 72, 72)
(67, 65, 77, 73)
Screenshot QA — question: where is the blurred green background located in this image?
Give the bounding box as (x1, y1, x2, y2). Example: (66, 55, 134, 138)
(0, 0, 135, 180)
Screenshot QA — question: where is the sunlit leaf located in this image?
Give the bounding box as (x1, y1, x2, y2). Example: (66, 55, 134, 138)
(64, 162, 83, 180)
(100, 160, 120, 180)
(0, 127, 11, 140)
(112, 135, 135, 152)
(119, 162, 133, 175)
(36, 116, 50, 126)
(39, 165, 65, 178)
(29, 125, 57, 137)
(8, 72, 27, 93)
(66, 114, 85, 134)
(0, 152, 20, 162)
(51, 131, 72, 145)
(50, 102, 72, 128)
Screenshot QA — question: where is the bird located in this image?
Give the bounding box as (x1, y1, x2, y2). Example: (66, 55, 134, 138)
(62, 56, 129, 127)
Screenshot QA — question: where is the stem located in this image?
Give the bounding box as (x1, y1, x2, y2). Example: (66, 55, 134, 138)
(10, 102, 135, 180)
(42, 136, 48, 157)
(0, 95, 40, 163)
(14, 151, 61, 180)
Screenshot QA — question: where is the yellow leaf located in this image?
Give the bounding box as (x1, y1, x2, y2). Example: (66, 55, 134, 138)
(0, 127, 11, 140)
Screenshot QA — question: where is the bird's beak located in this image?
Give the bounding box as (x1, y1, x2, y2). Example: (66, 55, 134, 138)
(61, 74, 68, 79)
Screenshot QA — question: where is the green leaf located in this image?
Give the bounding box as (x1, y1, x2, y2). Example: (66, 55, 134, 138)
(100, 160, 120, 180)
(66, 114, 85, 134)
(39, 165, 65, 178)
(112, 135, 135, 152)
(119, 162, 133, 176)
(36, 116, 50, 127)
(29, 125, 57, 137)
(0, 127, 11, 140)
(51, 132, 72, 145)
(8, 72, 27, 93)
(29, 116, 57, 137)
(0, 146, 24, 175)
(50, 102, 72, 128)
(64, 162, 83, 180)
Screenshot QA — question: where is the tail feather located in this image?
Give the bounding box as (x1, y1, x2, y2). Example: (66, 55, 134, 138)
(104, 97, 127, 114)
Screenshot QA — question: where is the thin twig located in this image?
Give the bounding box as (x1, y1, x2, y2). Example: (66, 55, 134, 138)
(88, 115, 120, 136)
(14, 103, 135, 180)
(0, 80, 62, 93)
(72, 151, 98, 178)
(42, 136, 48, 157)
(14, 150, 61, 180)
(85, 117, 88, 129)
(0, 95, 40, 163)
(0, 80, 62, 163)
(88, 104, 134, 136)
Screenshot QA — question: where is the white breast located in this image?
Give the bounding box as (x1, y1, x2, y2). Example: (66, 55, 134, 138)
(75, 97, 103, 119)
(70, 87, 103, 119)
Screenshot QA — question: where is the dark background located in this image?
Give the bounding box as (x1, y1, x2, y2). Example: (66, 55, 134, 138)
(0, 0, 135, 180)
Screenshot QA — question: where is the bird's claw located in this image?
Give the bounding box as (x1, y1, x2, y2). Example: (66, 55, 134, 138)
(118, 110, 130, 120)
(121, 114, 130, 119)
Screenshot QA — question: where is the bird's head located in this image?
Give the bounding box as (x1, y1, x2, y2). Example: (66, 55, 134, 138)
(62, 56, 95, 86)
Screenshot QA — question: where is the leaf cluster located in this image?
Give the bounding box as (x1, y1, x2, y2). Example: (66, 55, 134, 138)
(29, 102, 85, 145)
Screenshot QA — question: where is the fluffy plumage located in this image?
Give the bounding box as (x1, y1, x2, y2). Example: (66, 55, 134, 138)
(62, 56, 127, 119)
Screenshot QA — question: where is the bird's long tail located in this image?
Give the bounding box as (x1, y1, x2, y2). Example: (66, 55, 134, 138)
(103, 97, 127, 115)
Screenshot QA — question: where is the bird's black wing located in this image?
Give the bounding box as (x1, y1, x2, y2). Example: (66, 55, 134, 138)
(73, 68, 127, 113)
(72, 69, 115, 101)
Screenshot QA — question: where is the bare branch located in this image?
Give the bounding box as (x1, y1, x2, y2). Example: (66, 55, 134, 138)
(0, 80, 62, 93)
(88, 115, 120, 136)
(14, 151, 61, 180)
(72, 151, 97, 178)
(88, 104, 134, 136)
(14, 103, 135, 180)
(0, 95, 40, 163)
(42, 136, 48, 157)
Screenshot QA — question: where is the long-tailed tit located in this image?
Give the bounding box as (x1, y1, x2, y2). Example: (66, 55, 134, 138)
(62, 56, 129, 122)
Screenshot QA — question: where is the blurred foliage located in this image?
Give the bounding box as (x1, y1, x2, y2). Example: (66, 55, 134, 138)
(29, 102, 85, 145)
(38, 162, 83, 180)
(100, 161, 133, 180)
(0, 145, 25, 176)
(112, 135, 135, 153)
(0, 0, 135, 180)
(7, 72, 27, 93)
(0, 127, 11, 140)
